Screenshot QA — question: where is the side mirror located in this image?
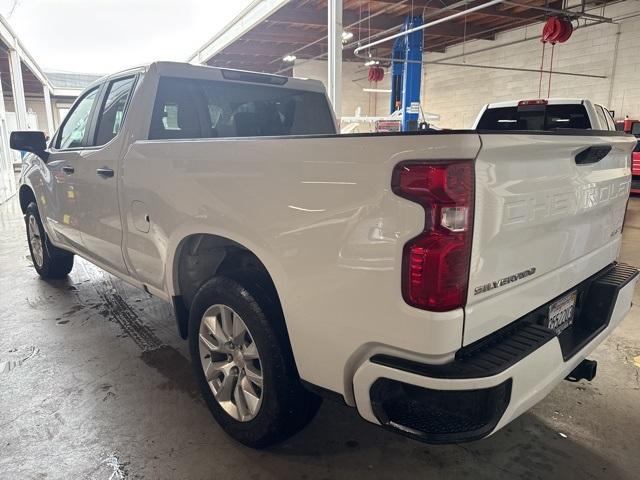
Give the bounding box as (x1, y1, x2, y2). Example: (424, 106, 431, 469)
(10, 131, 49, 161)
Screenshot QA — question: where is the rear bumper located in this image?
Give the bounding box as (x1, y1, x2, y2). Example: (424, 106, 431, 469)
(352, 263, 638, 443)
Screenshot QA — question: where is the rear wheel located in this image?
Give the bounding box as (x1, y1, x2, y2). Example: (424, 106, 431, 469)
(25, 202, 74, 278)
(188, 276, 321, 448)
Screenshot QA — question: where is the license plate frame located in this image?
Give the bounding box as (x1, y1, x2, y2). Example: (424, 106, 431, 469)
(546, 290, 578, 335)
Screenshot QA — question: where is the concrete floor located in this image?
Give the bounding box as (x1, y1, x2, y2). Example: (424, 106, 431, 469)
(1, 194, 639, 480)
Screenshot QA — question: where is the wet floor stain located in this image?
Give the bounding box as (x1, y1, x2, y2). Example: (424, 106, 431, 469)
(140, 345, 201, 401)
(79, 262, 164, 352)
(0, 346, 39, 375)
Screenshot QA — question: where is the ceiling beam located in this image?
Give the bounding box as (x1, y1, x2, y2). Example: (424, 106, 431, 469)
(365, 0, 558, 21)
(206, 59, 286, 74)
(222, 42, 326, 58)
(267, 6, 496, 40)
(242, 26, 328, 45)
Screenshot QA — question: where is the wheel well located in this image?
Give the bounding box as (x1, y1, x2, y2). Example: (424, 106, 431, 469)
(19, 185, 36, 214)
(174, 234, 284, 338)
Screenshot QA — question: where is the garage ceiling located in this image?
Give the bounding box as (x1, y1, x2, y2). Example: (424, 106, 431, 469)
(0, 41, 47, 97)
(204, 0, 592, 74)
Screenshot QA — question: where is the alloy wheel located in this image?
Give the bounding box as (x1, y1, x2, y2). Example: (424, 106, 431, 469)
(198, 304, 264, 422)
(28, 215, 44, 268)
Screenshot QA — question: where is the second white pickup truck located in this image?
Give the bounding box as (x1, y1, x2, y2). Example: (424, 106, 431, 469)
(14, 62, 639, 448)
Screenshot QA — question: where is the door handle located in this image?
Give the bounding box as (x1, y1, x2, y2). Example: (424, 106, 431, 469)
(62, 165, 74, 174)
(96, 167, 114, 178)
(575, 145, 612, 165)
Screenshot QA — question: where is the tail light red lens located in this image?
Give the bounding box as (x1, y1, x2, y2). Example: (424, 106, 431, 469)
(392, 161, 474, 312)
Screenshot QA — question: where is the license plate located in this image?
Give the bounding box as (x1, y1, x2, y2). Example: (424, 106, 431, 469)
(546, 291, 577, 335)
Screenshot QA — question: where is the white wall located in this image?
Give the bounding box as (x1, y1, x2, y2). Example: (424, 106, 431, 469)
(4, 96, 72, 136)
(295, 1, 640, 129)
(294, 60, 390, 117)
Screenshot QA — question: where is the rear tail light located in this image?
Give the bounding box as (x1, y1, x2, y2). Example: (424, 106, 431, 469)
(392, 161, 474, 311)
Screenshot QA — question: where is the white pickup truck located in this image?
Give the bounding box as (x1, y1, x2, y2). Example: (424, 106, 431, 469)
(14, 62, 638, 448)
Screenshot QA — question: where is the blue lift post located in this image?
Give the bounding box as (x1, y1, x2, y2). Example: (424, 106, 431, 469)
(389, 16, 424, 131)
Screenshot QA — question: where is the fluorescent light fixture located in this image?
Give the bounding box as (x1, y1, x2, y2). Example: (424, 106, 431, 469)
(364, 60, 380, 67)
(363, 88, 392, 93)
(342, 31, 354, 42)
(283, 54, 297, 62)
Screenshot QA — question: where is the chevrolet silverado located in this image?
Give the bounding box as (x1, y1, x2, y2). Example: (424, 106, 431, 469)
(13, 62, 639, 448)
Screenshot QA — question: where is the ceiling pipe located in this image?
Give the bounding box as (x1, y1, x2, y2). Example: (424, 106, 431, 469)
(274, 0, 619, 75)
(267, 0, 413, 65)
(348, 0, 483, 52)
(353, 0, 507, 56)
(353, 0, 617, 58)
(275, 0, 509, 74)
(502, 1, 615, 23)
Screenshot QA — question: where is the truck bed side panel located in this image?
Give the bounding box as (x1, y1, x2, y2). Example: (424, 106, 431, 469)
(120, 134, 481, 396)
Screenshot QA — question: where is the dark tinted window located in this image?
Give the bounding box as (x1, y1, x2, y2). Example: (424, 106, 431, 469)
(477, 104, 592, 131)
(632, 123, 640, 136)
(149, 76, 335, 140)
(94, 76, 136, 146)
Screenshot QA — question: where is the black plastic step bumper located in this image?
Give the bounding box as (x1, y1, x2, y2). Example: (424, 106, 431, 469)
(368, 262, 638, 444)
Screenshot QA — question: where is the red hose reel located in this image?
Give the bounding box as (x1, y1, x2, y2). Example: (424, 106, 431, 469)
(542, 16, 573, 44)
(539, 16, 574, 97)
(367, 66, 384, 83)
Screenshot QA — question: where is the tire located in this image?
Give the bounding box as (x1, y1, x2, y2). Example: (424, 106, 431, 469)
(25, 202, 74, 278)
(188, 275, 321, 448)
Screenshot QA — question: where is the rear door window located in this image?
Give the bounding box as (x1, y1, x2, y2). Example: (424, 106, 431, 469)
(148, 76, 335, 140)
(149, 78, 202, 140)
(477, 104, 592, 131)
(93, 76, 136, 146)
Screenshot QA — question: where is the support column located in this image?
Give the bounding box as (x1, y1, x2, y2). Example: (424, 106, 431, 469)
(0, 73, 17, 203)
(8, 48, 27, 130)
(401, 16, 423, 132)
(43, 86, 55, 136)
(0, 73, 6, 119)
(327, 0, 342, 119)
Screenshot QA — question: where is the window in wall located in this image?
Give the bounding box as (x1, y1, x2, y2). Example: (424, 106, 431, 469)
(57, 107, 70, 123)
(57, 88, 99, 149)
(93, 76, 136, 146)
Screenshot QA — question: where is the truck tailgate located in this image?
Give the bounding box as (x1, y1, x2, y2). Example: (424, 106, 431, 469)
(464, 132, 635, 345)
